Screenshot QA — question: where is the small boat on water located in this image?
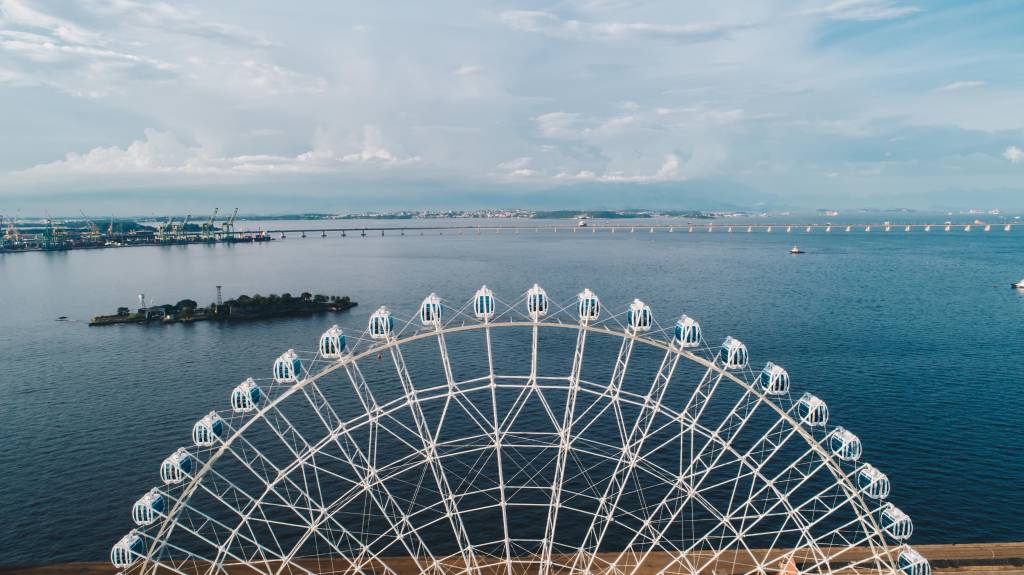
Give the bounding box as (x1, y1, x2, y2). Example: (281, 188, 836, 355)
(1012, 278, 1024, 289)
(789, 245, 805, 254)
(56, 316, 68, 321)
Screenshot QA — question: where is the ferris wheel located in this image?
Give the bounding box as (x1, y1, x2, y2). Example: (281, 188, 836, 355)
(111, 284, 930, 575)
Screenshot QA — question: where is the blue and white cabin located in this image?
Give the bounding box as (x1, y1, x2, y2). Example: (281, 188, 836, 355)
(626, 299, 652, 332)
(898, 547, 931, 575)
(110, 531, 146, 568)
(319, 325, 346, 358)
(368, 306, 395, 339)
(718, 337, 749, 369)
(192, 411, 224, 447)
(272, 349, 302, 383)
(758, 362, 789, 395)
(577, 288, 601, 323)
(473, 286, 496, 320)
(132, 488, 166, 526)
(880, 503, 914, 541)
(231, 378, 262, 413)
(419, 294, 443, 326)
(526, 284, 548, 320)
(160, 448, 193, 485)
(857, 463, 891, 500)
(827, 427, 862, 461)
(673, 315, 701, 348)
(796, 392, 829, 426)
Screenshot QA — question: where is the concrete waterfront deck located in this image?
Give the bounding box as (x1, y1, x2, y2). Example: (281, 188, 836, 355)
(2, 543, 1022, 575)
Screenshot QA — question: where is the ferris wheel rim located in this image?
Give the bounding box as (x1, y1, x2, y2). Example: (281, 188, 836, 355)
(141, 318, 894, 574)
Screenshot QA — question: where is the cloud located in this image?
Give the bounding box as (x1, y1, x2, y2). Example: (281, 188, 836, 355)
(803, 0, 922, 22)
(499, 10, 744, 42)
(1004, 146, 1024, 164)
(66, 0, 272, 48)
(452, 64, 483, 76)
(0, 0, 320, 101)
(535, 112, 582, 138)
(937, 80, 985, 92)
(239, 60, 326, 95)
(497, 157, 537, 177)
(0, 0, 101, 44)
(557, 153, 682, 182)
(2, 1, 1023, 210)
(533, 111, 638, 140)
(24, 129, 206, 175)
(336, 126, 413, 163)
(21, 127, 418, 177)
(655, 104, 748, 124)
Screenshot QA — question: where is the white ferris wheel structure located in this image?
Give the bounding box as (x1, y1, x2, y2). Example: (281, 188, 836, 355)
(111, 284, 930, 575)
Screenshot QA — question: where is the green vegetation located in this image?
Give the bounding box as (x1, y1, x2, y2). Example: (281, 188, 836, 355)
(90, 292, 356, 326)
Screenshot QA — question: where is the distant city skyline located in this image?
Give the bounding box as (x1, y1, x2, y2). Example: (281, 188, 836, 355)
(1, 0, 1023, 214)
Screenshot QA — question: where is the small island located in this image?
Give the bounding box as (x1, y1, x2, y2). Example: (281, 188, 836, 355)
(90, 292, 357, 326)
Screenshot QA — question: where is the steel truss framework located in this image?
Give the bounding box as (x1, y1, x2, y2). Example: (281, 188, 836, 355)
(111, 286, 927, 575)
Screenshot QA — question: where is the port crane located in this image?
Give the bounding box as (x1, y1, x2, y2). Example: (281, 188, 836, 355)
(220, 208, 238, 237)
(79, 210, 103, 240)
(42, 213, 67, 250)
(1, 215, 19, 248)
(201, 208, 219, 241)
(172, 214, 192, 240)
(156, 216, 175, 242)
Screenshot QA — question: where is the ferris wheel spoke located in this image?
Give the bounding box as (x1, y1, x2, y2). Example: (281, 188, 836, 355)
(600, 369, 725, 562)
(155, 437, 301, 568)
(435, 332, 494, 437)
(202, 396, 435, 575)
(388, 343, 481, 575)
(521, 324, 564, 438)
(614, 386, 785, 575)
(211, 436, 392, 575)
(566, 334, 635, 449)
(158, 485, 295, 573)
(539, 325, 588, 575)
(676, 449, 852, 575)
(648, 456, 819, 575)
(137, 533, 233, 575)
(341, 361, 436, 465)
(481, 324, 515, 575)
(578, 344, 684, 574)
(311, 362, 446, 575)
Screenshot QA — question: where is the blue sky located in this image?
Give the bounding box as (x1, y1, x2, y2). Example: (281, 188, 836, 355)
(1, 0, 1022, 214)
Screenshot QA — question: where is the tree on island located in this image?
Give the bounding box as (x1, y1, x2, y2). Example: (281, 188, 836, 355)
(175, 299, 198, 311)
(220, 292, 352, 310)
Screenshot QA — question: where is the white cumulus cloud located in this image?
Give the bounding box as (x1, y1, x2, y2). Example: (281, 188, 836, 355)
(1004, 146, 1023, 164)
(21, 126, 419, 177)
(556, 153, 682, 183)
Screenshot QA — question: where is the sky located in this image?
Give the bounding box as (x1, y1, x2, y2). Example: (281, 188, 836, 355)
(1, 0, 1023, 215)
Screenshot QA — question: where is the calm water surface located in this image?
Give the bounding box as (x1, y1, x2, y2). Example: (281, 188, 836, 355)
(1, 220, 1022, 563)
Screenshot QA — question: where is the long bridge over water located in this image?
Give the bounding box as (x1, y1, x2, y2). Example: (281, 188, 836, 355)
(4, 220, 1022, 254)
(248, 221, 1023, 238)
